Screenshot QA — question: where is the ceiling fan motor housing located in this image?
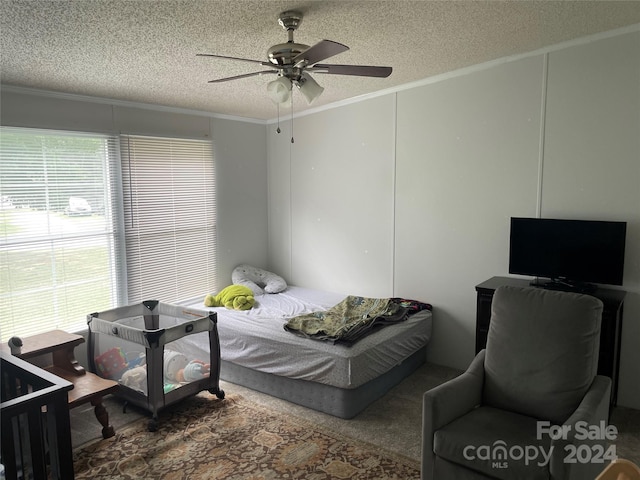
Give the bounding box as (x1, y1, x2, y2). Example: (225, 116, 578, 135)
(269, 11, 308, 67)
(267, 43, 309, 67)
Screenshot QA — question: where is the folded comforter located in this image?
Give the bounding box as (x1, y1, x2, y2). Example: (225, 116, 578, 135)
(284, 295, 431, 345)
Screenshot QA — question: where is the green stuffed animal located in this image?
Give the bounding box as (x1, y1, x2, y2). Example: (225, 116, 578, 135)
(204, 285, 255, 310)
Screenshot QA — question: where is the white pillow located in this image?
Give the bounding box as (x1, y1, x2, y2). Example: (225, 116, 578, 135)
(231, 264, 287, 295)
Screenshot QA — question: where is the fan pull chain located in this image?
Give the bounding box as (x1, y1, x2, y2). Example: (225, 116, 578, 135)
(276, 103, 281, 134)
(290, 95, 294, 144)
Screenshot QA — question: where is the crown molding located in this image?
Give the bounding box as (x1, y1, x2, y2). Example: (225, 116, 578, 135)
(266, 22, 640, 123)
(0, 84, 268, 125)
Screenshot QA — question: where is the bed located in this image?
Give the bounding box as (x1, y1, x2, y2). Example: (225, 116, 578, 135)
(177, 286, 433, 418)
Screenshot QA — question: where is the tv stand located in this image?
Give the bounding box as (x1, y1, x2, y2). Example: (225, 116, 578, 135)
(530, 277, 596, 294)
(475, 276, 625, 407)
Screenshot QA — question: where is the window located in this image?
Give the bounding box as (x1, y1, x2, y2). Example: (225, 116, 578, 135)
(0, 128, 121, 339)
(0, 128, 217, 341)
(120, 135, 217, 304)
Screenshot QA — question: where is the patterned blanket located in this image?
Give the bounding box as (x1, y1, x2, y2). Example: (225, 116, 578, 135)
(284, 295, 431, 345)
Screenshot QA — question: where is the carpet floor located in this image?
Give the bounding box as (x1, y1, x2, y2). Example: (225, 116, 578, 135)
(73, 393, 420, 480)
(71, 362, 640, 475)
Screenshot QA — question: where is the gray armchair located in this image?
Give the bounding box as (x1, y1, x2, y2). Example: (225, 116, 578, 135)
(422, 285, 611, 480)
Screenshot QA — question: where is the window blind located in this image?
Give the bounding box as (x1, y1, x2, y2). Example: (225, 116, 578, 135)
(120, 135, 217, 304)
(0, 127, 122, 340)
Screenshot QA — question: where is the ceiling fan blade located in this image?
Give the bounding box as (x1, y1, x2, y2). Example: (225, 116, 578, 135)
(208, 70, 278, 83)
(310, 64, 392, 78)
(292, 40, 349, 66)
(197, 53, 272, 67)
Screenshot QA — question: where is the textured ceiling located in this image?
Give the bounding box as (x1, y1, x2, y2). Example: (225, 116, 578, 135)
(2, 1, 640, 121)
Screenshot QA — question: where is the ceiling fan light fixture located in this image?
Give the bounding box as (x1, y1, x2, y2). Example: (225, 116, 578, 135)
(297, 73, 324, 104)
(267, 76, 292, 103)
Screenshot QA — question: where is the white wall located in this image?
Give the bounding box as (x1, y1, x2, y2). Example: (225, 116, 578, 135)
(0, 88, 269, 290)
(267, 29, 640, 409)
(395, 55, 544, 369)
(213, 117, 269, 283)
(268, 95, 396, 297)
(541, 31, 640, 409)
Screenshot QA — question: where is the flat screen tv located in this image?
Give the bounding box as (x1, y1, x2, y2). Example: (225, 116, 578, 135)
(509, 217, 626, 290)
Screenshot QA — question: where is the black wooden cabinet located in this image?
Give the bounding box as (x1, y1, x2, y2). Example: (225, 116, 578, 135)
(475, 276, 625, 406)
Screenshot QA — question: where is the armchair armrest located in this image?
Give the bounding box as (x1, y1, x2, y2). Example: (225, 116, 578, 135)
(422, 350, 485, 480)
(549, 375, 612, 480)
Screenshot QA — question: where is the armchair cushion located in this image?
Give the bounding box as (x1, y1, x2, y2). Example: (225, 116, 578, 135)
(434, 405, 550, 480)
(483, 286, 603, 424)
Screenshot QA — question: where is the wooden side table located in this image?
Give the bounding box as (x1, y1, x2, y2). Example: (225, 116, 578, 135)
(14, 329, 119, 439)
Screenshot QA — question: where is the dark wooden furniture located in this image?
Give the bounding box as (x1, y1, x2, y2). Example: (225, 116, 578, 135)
(1, 352, 75, 480)
(15, 329, 119, 439)
(475, 276, 625, 406)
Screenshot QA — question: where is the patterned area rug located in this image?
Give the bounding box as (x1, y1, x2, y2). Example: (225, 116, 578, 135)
(73, 393, 420, 479)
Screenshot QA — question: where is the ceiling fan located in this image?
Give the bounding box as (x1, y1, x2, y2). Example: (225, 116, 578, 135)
(197, 10, 392, 105)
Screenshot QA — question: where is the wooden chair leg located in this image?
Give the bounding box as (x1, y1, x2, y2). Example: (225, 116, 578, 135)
(91, 396, 115, 439)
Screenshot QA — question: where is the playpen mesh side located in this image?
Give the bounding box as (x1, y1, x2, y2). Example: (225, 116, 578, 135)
(87, 303, 215, 390)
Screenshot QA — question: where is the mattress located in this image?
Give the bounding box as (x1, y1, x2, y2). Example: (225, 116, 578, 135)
(177, 286, 432, 389)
